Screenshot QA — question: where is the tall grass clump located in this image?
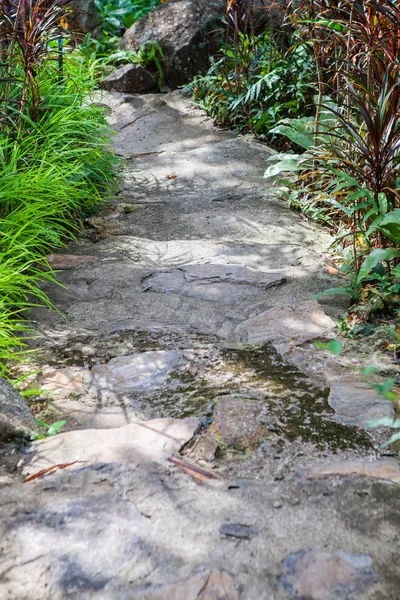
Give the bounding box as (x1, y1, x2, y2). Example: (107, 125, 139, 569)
(0, 0, 117, 376)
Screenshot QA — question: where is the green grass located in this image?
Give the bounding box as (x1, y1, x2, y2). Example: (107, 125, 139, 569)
(0, 56, 118, 376)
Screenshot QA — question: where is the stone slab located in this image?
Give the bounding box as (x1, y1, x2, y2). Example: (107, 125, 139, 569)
(328, 379, 394, 427)
(22, 417, 200, 476)
(142, 264, 285, 306)
(211, 396, 268, 451)
(279, 549, 376, 600)
(42, 367, 89, 397)
(88, 350, 185, 395)
(235, 300, 336, 354)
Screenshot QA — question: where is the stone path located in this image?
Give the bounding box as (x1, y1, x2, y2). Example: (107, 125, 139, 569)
(1, 91, 399, 599)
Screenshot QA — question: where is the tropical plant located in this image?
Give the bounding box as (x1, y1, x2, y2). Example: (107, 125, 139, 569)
(189, 29, 316, 136)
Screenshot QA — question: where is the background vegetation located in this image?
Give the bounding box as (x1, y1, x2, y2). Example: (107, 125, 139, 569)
(189, 0, 400, 350)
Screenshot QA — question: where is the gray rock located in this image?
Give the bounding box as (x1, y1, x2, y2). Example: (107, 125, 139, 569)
(193, 433, 219, 462)
(120, 0, 227, 87)
(66, 0, 101, 38)
(142, 264, 285, 306)
(22, 416, 200, 476)
(235, 300, 336, 354)
(328, 379, 394, 427)
(211, 396, 268, 451)
(0, 378, 35, 441)
(101, 63, 157, 93)
(182, 263, 286, 288)
(279, 549, 376, 600)
(88, 350, 186, 395)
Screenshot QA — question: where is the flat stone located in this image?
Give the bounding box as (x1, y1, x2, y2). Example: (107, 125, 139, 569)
(51, 400, 132, 430)
(235, 300, 336, 354)
(328, 379, 394, 427)
(193, 433, 219, 462)
(181, 264, 286, 288)
(299, 459, 400, 484)
(88, 350, 185, 395)
(42, 367, 89, 397)
(0, 378, 36, 441)
(142, 264, 285, 306)
(48, 254, 98, 269)
(101, 64, 157, 94)
(22, 417, 200, 476)
(211, 397, 268, 451)
(279, 549, 376, 600)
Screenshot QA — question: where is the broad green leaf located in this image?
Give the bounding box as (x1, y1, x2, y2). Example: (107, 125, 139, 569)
(47, 420, 67, 437)
(361, 366, 378, 377)
(365, 416, 400, 429)
(380, 431, 400, 449)
(377, 209, 400, 244)
(378, 192, 388, 216)
(264, 156, 304, 178)
(357, 248, 400, 283)
(314, 340, 343, 355)
(269, 124, 313, 149)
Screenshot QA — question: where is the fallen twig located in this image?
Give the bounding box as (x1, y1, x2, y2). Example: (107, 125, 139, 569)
(23, 461, 82, 483)
(167, 456, 219, 482)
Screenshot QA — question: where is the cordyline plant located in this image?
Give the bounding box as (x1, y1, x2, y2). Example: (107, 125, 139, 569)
(0, 0, 71, 130)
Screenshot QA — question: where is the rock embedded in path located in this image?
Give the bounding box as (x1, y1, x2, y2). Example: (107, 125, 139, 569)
(101, 64, 157, 93)
(88, 350, 187, 395)
(120, 0, 226, 87)
(235, 300, 336, 354)
(22, 417, 200, 476)
(211, 396, 268, 451)
(0, 378, 35, 441)
(142, 263, 286, 306)
(42, 366, 89, 397)
(328, 378, 394, 427)
(279, 549, 376, 600)
(182, 263, 286, 288)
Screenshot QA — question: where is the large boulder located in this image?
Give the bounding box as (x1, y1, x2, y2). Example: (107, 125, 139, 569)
(101, 63, 157, 93)
(0, 378, 35, 441)
(66, 0, 101, 39)
(120, 0, 227, 87)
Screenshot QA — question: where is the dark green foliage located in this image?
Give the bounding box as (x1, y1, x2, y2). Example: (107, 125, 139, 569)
(189, 31, 316, 136)
(92, 0, 161, 53)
